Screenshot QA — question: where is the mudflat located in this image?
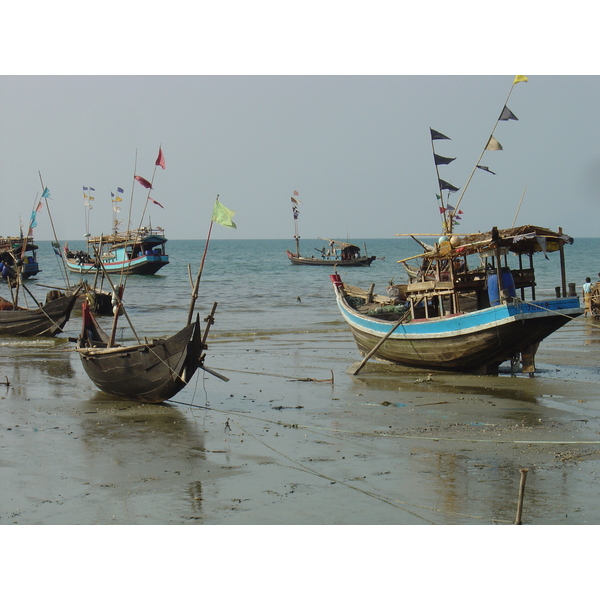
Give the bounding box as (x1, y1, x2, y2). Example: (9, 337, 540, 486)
(1, 318, 600, 525)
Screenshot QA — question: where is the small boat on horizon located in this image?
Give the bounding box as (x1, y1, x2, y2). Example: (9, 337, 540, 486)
(286, 193, 377, 266)
(287, 237, 377, 267)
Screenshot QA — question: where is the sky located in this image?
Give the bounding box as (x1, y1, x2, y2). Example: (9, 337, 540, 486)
(1, 6, 598, 247)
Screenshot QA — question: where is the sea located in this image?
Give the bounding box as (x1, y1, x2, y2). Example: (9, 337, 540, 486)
(3, 235, 599, 350)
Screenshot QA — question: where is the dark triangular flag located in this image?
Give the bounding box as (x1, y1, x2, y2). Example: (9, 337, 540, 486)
(499, 106, 518, 121)
(439, 179, 459, 192)
(477, 165, 496, 175)
(430, 128, 451, 141)
(434, 153, 456, 166)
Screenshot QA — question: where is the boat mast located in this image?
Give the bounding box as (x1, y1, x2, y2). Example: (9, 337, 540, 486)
(291, 193, 300, 255)
(187, 195, 218, 326)
(38, 172, 71, 288)
(448, 76, 527, 227)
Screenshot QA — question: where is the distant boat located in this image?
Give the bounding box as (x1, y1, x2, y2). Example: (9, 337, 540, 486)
(287, 238, 376, 267)
(0, 235, 40, 280)
(64, 227, 169, 276)
(286, 194, 377, 266)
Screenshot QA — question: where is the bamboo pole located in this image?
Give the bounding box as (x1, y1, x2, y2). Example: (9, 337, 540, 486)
(347, 312, 410, 376)
(187, 198, 217, 326)
(38, 172, 71, 288)
(449, 79, 520, 227)
(515, 468, 529, 525)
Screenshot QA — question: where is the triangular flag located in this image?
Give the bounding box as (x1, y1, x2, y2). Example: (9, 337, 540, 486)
(155, 147, 166, 170)
(430, 128, 451, 141)
(212, 198, 237, 229)
(41, 187, 50, 198)
(485, 136, 503, 151)
(513, 75, 528, 85)
(439, 179, 459, 192)
(499, 106, 518, 121)
(477, 165, 496, 175)
(439, 206, 447, 213)
(134, 175, 153, 189)
(150, 197, 164, 208)
(293, 190, 299, 196)
(434, 153, 456, 166)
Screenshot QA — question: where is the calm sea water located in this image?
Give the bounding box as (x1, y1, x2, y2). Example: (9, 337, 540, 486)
(13, 235, 600, 345)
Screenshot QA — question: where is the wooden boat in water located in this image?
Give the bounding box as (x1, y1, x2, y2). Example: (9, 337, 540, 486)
(287, 238, 376, 267)
(332, 225, 583, 375)
(286, 193, 376, 266)
(0, 287, 80, 337)
(65, 227, 169, 276)
(0, 235, 40, 280)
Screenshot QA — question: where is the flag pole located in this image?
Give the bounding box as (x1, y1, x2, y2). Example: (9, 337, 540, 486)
(137, 144, 163, 229)
(448, 78, 521, 229)
(430, 133, 448, 233)
(38, 172, 71, 288)
(187, 195, 217, 326)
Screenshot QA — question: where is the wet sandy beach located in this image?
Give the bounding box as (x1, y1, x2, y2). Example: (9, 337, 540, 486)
(2, 316, 600, 527)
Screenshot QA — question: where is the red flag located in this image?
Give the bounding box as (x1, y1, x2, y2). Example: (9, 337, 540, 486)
(293, 190, 299, 196)
(155, 147, 165, 170)
(134, 175, 153, 189)
(150, 197, 164, 208)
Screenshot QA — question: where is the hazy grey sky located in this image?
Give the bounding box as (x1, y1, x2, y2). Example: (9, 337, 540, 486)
(2, 7, 598, 243)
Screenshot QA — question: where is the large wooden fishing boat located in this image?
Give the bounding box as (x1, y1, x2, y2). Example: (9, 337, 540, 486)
(65, 227, 169, 276)
(0, 287, 80, 337)
(0, 235, 40, 280)
(332, 76, 584, 375)
(332, 225, 583, 375)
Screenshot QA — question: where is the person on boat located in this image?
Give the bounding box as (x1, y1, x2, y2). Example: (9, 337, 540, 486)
(583, 277, 593, 316)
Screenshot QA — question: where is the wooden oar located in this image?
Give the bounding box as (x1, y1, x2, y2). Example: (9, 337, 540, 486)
(347, 314, 408, 376)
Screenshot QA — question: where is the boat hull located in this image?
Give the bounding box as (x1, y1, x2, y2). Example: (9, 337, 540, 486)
(334, 283, 583, 374)
(287, 250, 375, 267)
(77, 319, 205, 403)
(66, 254, 169, 275)
(0, 292, 79, 337)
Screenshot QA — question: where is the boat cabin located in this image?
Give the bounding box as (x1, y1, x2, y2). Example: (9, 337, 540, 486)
(397, 225, 573, 322)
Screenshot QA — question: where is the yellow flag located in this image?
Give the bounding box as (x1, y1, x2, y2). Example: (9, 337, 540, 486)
(486, 136, 503, 151)
(212, 198, 237, 229)
(513, 75, 528, 84)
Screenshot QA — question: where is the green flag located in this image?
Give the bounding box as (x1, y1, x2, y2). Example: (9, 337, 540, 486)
(212, 198, 237, 229)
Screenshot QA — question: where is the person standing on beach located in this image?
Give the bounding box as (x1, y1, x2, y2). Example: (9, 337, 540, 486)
(583, 277, 593, 316)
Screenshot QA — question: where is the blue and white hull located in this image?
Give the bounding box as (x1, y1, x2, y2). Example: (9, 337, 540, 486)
(332, 277, 583, 374)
